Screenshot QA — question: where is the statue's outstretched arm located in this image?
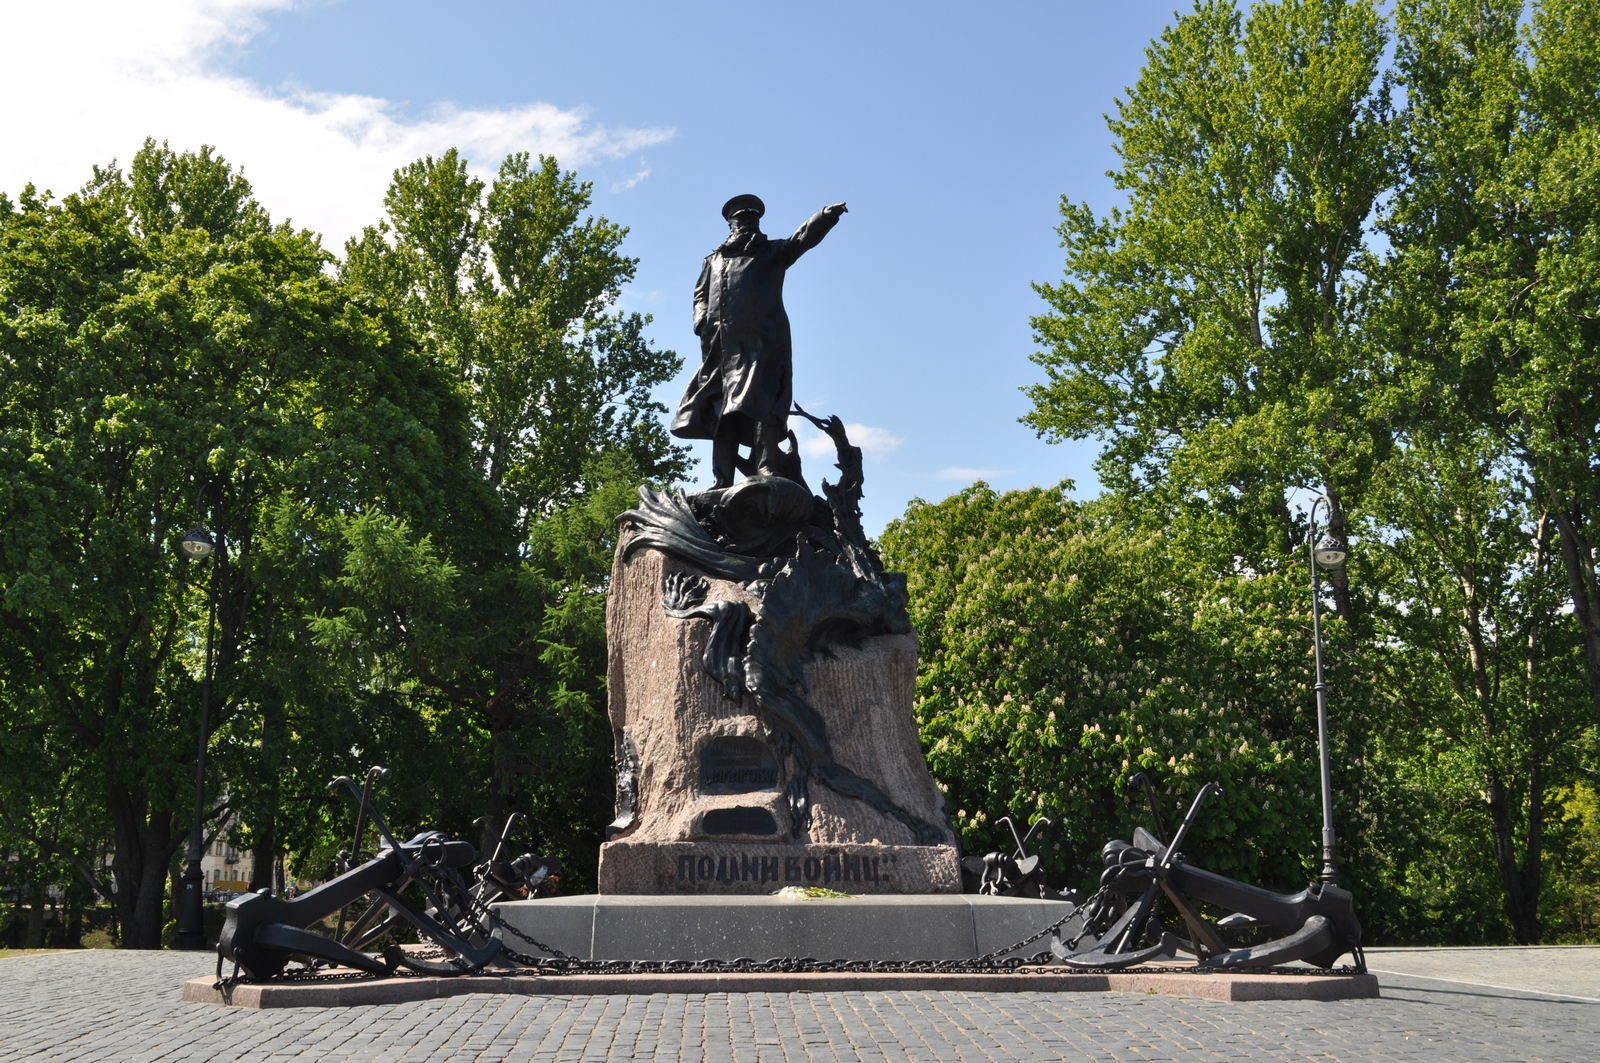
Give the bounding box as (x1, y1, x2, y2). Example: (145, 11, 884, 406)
(778, 203, 847, 267)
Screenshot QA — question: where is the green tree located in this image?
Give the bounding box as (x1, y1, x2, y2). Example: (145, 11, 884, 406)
(1025, 0, 1394, 623)
(1361, 0, 1600, 943)
(0, 141, 459, 946)
(1007, 0, 1600, 942)
(880, 484, 1352, 895)
(1386, 0, 1600, 725)
(1544, 778, 1600, 940)
(1362, 428, 1587, 942)
(0, 736, 110, 946)
(344, 150, 684, 519)
(320, 150, 686, 878)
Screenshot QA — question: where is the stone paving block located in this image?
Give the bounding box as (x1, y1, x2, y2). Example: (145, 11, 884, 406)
(181, 967, 1380, 1007)
(0, 949, 1597, 1061)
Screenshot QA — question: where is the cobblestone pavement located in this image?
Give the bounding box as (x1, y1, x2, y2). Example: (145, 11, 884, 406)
(1, 949, 1596, 1062)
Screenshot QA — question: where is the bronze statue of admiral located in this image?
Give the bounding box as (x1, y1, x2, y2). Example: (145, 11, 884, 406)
(670, 194, 847, 487)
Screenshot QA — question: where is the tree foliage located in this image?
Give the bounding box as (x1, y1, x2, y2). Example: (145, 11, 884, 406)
(323, 150, 686, 883)
(1025, 0, 1393, 620)
(880, 484, 1344, 893)
(0, 139, 458, 945)
(0, 141, 682, 944)
(896, 0, 1600, 944)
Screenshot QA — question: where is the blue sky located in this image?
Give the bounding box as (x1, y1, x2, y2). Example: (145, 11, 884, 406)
(6, 1, 1184, 531)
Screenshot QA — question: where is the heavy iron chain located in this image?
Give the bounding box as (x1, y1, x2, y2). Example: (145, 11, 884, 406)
(470, 879, 1363, 978)
(442, 854, 1094, 976)
(233, 874, 1365, 984)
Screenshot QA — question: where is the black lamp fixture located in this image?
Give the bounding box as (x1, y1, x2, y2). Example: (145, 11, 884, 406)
(1307, 498, 1347, 888)
(1313, 534, 1347, 568)
(179, 525, 215, 559)
(175, 513, 220, 951)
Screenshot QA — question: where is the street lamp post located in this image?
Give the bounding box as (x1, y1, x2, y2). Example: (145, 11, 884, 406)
(1308, 497, 1347, 889)
(176, 522, 219, 950)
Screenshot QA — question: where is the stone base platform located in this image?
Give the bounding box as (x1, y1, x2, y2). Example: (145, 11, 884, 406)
(490, 894, 1068, 962)
(183, 969, 1379, 1008)
(183, 896, 1381, 1008)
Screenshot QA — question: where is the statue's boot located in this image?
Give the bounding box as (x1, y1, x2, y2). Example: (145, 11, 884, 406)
(711, 419, 741, 487)
(751, 421, 785, 479)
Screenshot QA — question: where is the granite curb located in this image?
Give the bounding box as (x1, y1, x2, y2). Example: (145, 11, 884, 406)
(490, 893, 1079, 962)
(183, 969, 1379, 1007)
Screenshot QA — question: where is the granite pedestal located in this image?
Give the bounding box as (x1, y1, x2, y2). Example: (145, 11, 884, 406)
(599, 529, 961, 896)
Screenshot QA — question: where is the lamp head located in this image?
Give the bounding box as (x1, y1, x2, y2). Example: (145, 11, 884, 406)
(1313, 534, 1347, 567)
(179, 525, 214, 558)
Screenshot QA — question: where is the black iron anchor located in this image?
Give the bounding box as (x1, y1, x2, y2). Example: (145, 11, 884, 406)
(963, 815, 1055, 898)
(1053, 776, 1363, 970)
(216, 770, 502, 980)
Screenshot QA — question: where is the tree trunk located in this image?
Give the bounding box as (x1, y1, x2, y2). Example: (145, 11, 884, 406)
(1524, 759, 1545, 940)
(168, 868, 182, 938)
(23, 876, 46, 949)
(108, 783, 176, 949)
(1484, 770, 1542, 944)
(1551, 507, 1600, 728)
(1460, 571, 1543, 943)
(485, 715, 514, 851)
(7, 866, 20, 948)
(249, 818, 275, 893)
(249, 699, 285, 893)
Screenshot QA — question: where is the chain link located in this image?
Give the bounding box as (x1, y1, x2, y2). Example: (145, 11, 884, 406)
(469, 883, 1365, 979)
(224, 874, 1365, 984)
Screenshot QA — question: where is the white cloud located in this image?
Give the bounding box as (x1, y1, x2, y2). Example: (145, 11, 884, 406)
(611, 167, 653, 192)
(791, 419, 903, 463)
(936, 466, 1013, 481)
(1, 0, 673, 250)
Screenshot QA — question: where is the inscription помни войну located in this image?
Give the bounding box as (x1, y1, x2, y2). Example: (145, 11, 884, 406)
(671, 848, 893, 888)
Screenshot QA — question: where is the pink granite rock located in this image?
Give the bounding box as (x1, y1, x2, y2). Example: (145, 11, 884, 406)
(599, 537, 959, 895)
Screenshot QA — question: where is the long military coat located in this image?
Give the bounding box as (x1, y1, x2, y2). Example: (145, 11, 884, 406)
(670, 209, 842, 442)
